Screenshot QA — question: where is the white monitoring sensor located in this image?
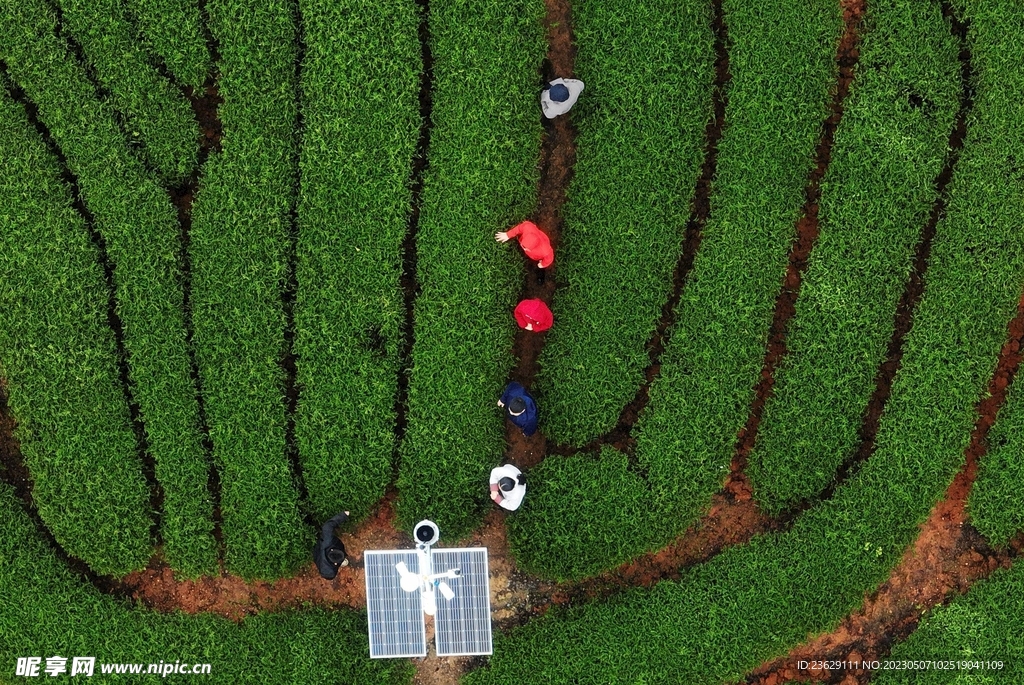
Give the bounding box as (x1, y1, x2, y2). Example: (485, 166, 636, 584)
(364, 520, 492, 658)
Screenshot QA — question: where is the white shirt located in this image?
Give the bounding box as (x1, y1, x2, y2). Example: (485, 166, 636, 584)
(489, 464, 526, 511)
(540, 78, 585, 119)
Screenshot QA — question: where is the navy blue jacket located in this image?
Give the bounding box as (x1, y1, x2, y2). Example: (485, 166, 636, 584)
(500, 382, 538, 436)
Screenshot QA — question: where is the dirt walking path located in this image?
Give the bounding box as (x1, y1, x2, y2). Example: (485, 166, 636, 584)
(500, 0, 577, 471)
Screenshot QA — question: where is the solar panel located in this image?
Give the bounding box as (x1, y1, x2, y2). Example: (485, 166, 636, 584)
(364, 550, 426, 658)
(432, 548, 492, 656)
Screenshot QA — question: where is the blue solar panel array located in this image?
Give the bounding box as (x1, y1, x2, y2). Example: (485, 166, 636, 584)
(365, 550, 427, 658)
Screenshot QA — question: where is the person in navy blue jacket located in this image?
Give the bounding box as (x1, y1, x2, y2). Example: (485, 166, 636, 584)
(498, 382, 538, 436)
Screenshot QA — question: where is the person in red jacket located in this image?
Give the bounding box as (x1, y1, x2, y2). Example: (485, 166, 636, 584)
(514, 298, 553, 332)
(495, 220, 554, 269)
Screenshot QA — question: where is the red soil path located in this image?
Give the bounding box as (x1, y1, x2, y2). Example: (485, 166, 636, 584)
(501, 0, 576, 471)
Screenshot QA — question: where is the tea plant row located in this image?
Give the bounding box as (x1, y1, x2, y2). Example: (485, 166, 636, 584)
(970, 374, 1024, 545)
(57, 0, 198, 183)
(533, 0, 715, 446)
(0, 90, 151, 575)
(959, 0, 1024, 550)
(509, 0, 844, 579)
(0, 483, 412, 684)
(189, 0, 309, 579)
(0, 0, 213, 577)
(122, 0, 211, 89)
(747, 0, 961, 514)
(466, 0, 1024, 678)
(396, 0, 545, 536)
(294, 0, 421, 521)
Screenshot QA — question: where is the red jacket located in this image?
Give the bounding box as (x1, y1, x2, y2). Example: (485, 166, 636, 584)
(507, 221, 554, 268)
(514, 299, 553, 332)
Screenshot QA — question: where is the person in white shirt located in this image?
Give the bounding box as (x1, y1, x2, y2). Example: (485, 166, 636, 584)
(489, 464, 526, 511)
(541, 78, 584, 119)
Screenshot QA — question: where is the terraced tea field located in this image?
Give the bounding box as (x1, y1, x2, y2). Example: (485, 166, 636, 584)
(1, 0, 1023, 681)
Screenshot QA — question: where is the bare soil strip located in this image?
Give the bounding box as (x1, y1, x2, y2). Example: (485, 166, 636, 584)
(747, 292, 1024, 685)
(0, 69, 164, 543)
(500, 0, 577, 470)
(394, 0, 435, 481)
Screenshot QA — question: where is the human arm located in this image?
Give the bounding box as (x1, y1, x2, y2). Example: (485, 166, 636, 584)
(320, 511, 350, 542)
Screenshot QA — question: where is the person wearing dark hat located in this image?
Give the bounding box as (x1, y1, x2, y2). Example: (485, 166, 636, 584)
(314, 511, 350, 580)
(497, 381, 538, 437)
(489, 464, 527, 511)
(541, 77, 584, 119)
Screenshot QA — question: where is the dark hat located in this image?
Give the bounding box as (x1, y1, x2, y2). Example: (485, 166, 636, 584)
(499, 477, 516, 492)
(326, 547, 347, 565)
(549, 83, 570, 102)
(508, 397, 527, 415)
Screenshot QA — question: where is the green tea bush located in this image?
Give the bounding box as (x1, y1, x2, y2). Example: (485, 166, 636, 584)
(396, 0, 545, 537)
(294, 0, 421, 522)
(958, 0, 1024, 551)
(509, 0, 843, 579)
(0, 90, 150, 576)
(876, 565, 1024, 683)
(533, 0, 715, 446)
(190, 0, 309, 579)
(748, 0, 961, 515)
(0, 483, 413, 685)
(122, 0, 211, 89)
(57, 0, 199, 183)
(465, 0, 1024, 678)
(0, 0, 215, 577)
(969, 377, 1024, 546)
